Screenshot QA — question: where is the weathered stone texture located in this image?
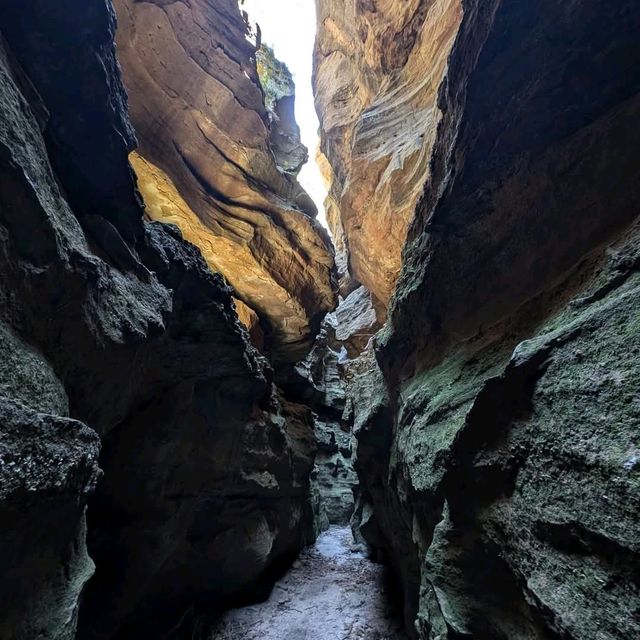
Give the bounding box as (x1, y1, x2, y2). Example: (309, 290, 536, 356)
(0, 323, 100, 640)
(333, 286, 384, 357)
(357, 232, 640, 639)
(0, 2, 321, 637)
(257, 44, 309, 176)
(344, 1, 640, 638)
(314, 0, 462, 304)
(291, 314, 358, 527)
(114, 0, 336, 362)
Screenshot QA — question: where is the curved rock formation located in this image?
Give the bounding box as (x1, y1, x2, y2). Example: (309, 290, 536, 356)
(314, 0, 462, 304)
(342, 0, 640, 637)
(114, 0, 336, 362)
(0, 1, 322, 637)
(2, 1, 640, 638)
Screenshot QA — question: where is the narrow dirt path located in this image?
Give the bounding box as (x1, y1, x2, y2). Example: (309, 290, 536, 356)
(211, 526, 407, 640)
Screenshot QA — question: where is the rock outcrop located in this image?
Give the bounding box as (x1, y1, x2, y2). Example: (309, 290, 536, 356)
(314, 0, 462, 304)
(0, 1, 321, 637)
(257, 44, 309, 176)
(333, 286, 385, 357)
(319, 0, 640, 638)
(283, 282, 387, 529)
(289, 315, 356, 527)
(114, 0, 336, 362)
(356, 228, 640, 639)
(0, 323, 100, 640)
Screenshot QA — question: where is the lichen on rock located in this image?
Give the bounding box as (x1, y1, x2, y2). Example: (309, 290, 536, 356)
(334, 1, 640, 637)
(256, 44, 309, 175)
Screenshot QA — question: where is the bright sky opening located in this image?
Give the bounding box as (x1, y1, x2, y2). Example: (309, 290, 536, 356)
(240, 0, 327, 227)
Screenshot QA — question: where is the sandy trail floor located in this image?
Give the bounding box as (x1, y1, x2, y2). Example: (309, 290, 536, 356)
(210, 526, 407, 640)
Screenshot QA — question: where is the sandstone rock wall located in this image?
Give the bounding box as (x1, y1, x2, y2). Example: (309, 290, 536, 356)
(0, 1, 322, 637)
(340, 0, 640, 638)
(314, 0, 462, 304)
(114, 0, 337, 363)
(3, 0, 639, 637)
(288, 285, 386, 529)
(289, 315, 356, 528)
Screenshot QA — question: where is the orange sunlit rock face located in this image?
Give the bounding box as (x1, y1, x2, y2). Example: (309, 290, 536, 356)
(114, 0, 336, 362)
(233, 297, 265, 351)
(314, 0, 462, 304)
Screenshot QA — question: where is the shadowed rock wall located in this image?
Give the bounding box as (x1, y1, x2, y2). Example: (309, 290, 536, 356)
(0, 1, 322, 637)
(2, 0, 639, 638)
(326, 0, 640, 638)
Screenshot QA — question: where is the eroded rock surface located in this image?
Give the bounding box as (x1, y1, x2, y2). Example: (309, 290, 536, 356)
(345, 1, 640, 638)
(257, 44, 309, 176)
(314, 0, 462, 304)
(114, 0, 336, 362)
(290, 314, 357, 527)
(3, 1, 639, 638)
(357, 230, 640, 639)
(334, 286, 384, 357)
(0, 323, 100, 640)
(0, 2, 321, 637)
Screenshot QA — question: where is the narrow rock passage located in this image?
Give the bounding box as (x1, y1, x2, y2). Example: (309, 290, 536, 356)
(211, 526, 407, 639)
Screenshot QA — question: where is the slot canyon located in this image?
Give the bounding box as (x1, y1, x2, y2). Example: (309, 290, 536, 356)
(0, 0, 638, 638)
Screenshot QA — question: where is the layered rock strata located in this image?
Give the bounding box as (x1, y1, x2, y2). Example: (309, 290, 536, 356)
(114, 0, 336, 362)
(314, 0, 462, 304)
(334, 286, 385, 357)
(341, 1, 640, 638)
(289, 287, 384, 528)
(290, 315, 356, 527)
(0, 1, 321, 637)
